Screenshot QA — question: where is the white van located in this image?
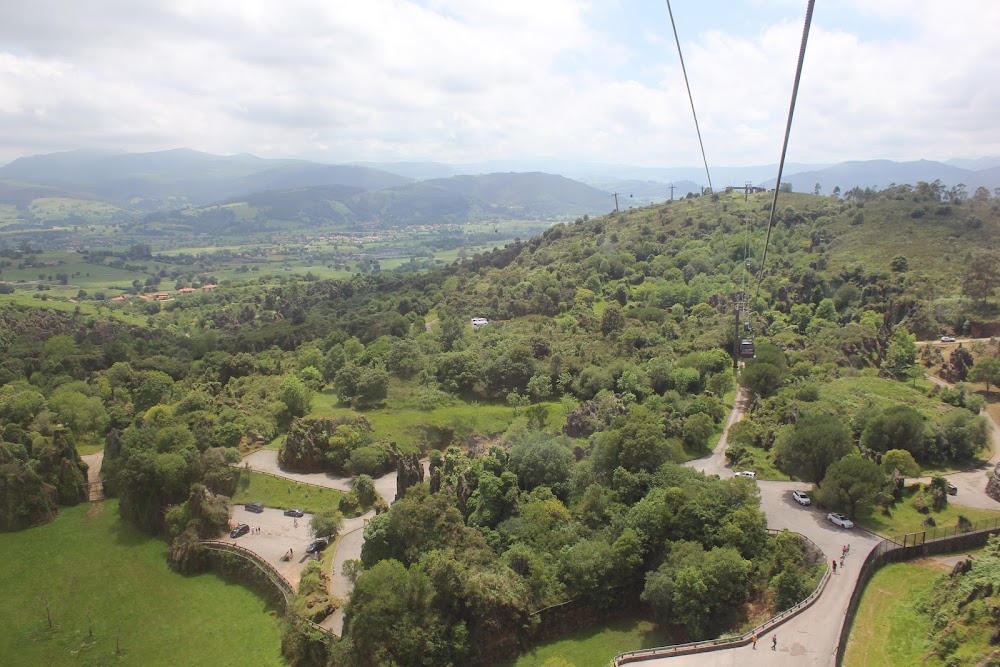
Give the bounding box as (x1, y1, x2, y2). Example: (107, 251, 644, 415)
(471, 317, 489, 329)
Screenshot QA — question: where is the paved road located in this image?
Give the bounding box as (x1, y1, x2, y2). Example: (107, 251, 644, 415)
(641, 372, 1000, 666)
(241, 449, 355, 492)
(228, 505, 318, 588)
(915, 374, 1000, 510)
(236, 449, 423, 636)
(686, 388, 748, 478)
(321, 512, 375, 635)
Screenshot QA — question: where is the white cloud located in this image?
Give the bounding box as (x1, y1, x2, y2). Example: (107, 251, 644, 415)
(0, 0, 997, 167)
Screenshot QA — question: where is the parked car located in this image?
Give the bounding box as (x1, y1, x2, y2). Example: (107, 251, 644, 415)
(940, 336, 956, 343)
(734, 471, 756, 479)
(230, 523, 250, 538)
(283, 508, 305, 517)
(791, 490, 811, 506)
(827, 512, 854, 529)
(245, 502, 264, 513)
(947, 483, 958, 496)
(305, 538, 329, 554)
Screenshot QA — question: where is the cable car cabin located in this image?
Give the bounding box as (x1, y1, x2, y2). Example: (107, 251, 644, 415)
(739, 339, 755, 359)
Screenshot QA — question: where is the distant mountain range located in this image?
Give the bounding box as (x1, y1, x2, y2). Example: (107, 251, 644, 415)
(1, 148, 999, 235)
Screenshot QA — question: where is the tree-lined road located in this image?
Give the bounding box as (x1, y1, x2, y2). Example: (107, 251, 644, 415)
(660, 375, 1000, 666)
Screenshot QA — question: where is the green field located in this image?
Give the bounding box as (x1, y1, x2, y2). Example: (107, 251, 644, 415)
(500, 614, 671, 667)
(309, 383, 544, 451)
(842, 560, 940, 667)
(859, 490, 1000, 538)
(231, 470, 345, 515)
(0, 500, 286, 667)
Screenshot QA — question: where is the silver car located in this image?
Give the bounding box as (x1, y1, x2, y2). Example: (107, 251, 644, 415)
(827, 512, 854, 529)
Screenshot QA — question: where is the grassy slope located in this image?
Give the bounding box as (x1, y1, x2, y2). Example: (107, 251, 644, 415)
(859, 490, 1000, 538)
(231, 470, 344, 514)
(0, 501, 285, 667)
(842, 560, 941, 667)
(500, 614, 672, 667)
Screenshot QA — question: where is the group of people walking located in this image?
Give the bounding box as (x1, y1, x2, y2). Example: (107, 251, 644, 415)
(832, 543, 851, 574)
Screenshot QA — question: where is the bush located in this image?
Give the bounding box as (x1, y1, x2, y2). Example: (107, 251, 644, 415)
(354, 474, 377, 507)
(348, 446, 389, 477)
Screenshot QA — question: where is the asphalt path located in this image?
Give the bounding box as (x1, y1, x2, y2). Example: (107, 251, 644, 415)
(241, 449, 355, 492)
(234, 450, 427, 636)
(227, 505, 318, 587)
(649, 370, 1000, 666)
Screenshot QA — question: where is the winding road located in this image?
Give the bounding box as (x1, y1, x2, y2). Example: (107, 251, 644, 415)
(646, 376, 1000, 666)
(240, 372, 1000, 658)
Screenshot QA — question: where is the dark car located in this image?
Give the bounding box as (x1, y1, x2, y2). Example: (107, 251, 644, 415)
(283, 508, 305, 518)
(305, 538, 329, 554)
(245, 502, 264, 513)
(230, 523, 250, 538)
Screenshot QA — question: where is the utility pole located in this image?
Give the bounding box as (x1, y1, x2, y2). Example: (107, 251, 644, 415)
(613, 192, 620, 213)
(668, 184, 676, 201)
(745, 181, 752, 202)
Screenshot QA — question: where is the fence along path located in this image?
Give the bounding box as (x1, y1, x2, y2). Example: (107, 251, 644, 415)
(198, 540, 335, 638)
(614, 530, 829, 665)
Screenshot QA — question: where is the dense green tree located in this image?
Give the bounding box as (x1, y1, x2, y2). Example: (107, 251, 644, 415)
(817, 454, 886, 517)
(938, 410, 989, 461)
(881, 449, 920, 477)
(509, 434, 574, 492)
(968, 357, 1000, 396)
(344, 560, 460, 666)
(278, 374, 313, 423)
(773, 413, 853, 484)
(310, 507, 344, 540)
(861, 405, 926, 461)
(883, 328, 917, 378)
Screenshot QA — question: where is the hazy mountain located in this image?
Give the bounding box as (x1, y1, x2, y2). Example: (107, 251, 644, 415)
(0, 149, 411, 209)
(134, 172, 612, 235)
(944, 156, 1000, 171)
(765, 159, 1000, 193)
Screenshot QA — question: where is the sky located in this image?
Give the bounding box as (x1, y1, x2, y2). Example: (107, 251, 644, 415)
(1, 0, 998, 168)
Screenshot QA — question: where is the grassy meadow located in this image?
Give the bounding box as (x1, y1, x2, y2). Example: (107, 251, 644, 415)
(0, 500, 286, 667)
(842, 560, 941, 667)
(499, 614, 671, 667)
(859, 489, 1000, 538)
(231, 470, 345, 515)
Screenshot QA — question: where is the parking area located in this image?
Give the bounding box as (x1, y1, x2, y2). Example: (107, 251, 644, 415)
(227, 505, 320, 587)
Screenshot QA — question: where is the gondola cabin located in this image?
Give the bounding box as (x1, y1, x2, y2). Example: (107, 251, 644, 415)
(739, 339, 755, 359)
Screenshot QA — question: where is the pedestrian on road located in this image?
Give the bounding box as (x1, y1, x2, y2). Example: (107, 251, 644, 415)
(847, 543, 851, 555)
(840, 554, 845, 568)
(832, 559, 837, 574)
(294, 519, 298, 528)
(772, 634, 777, 651)
(752, 633, 758, 649)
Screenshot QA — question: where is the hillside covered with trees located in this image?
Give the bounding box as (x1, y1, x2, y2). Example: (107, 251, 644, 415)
(1, 184, 999, 664)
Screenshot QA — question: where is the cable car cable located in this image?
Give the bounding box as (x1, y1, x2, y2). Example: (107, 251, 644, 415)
(752, 0, 816, 305)
(665, 0, 714, 196)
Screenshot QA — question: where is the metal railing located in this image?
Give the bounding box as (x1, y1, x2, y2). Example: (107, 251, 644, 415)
(198, 540, 295, 603)
(835, 519, 1000, 665)
(889, 516, 1000, 546)
(614, 531, 829, 665)
(197, 540, 336, 639)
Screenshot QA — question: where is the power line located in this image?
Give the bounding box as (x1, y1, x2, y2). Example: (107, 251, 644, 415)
(753, 0, 816, 305)
(665, 0, 713, 196)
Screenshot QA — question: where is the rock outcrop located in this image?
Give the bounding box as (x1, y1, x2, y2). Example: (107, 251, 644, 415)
(395, 453, 424, 501)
